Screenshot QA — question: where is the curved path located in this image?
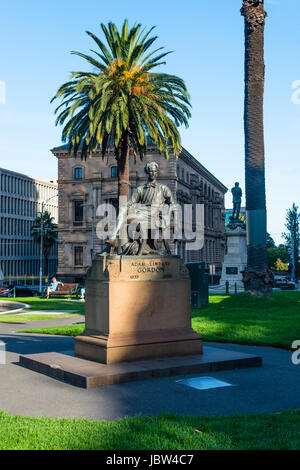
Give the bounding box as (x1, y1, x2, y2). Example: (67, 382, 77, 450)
(0, 317, 299, 420)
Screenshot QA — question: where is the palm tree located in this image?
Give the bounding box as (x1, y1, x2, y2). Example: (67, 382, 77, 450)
(51, 20, 191, 201)
(31, 211, 57, 278)
(241, 0, 273, 295)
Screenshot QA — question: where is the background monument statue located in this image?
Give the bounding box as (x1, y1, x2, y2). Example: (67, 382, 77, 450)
(220, 182, 246, 291)
(230, 182, 242, 221)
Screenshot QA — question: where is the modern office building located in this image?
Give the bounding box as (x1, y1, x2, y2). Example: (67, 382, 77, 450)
(52, 143, 228, 283)
(0, 168, 58, 284)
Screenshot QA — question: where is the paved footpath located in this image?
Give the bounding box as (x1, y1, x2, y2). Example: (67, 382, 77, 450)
(0, 317, 299, 421)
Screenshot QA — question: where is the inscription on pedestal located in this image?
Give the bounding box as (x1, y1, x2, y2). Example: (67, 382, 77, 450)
(100, 256, 186, 282)
(129, 260, 171, 280)
(226, 267, 238, 275)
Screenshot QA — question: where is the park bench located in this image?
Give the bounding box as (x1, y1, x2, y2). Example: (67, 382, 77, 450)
(41, 283, 81, 299)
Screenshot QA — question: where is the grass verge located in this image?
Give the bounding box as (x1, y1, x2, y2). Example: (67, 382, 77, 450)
(18, 292, 300, 349)
(0, 409, 299, 450)
(18, 323, 85, 335)
(0, 297, 85, 314)
(0, 314, 78, 323)
(192, 291, 300, 349)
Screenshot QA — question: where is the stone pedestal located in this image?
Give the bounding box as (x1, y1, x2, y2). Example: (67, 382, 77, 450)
(74, 254, 203, 364)
(220, 223, 247, 290)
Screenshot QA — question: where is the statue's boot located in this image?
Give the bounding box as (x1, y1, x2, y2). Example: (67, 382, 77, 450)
(105, 239, 118, 255)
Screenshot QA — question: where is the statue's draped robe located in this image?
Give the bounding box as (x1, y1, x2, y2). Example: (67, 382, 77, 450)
(127, 182, 175, 228)
(113, 181, 175, 254)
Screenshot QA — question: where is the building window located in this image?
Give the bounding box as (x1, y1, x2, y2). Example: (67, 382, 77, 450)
(73, 200, 83, 224)
(111, 166, 118, 178)
(74, 167, 83, 180)
(74, 246, 83, 266)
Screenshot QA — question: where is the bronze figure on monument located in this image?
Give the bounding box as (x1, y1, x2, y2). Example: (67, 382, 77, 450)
(107, 161, 174, 256)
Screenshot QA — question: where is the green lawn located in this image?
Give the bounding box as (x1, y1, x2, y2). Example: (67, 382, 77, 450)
(0, 314, 78, 323)
(18, 322, 85, 335)
(18, 292, 300, 349)
(192, 291, 300, 350)
(0, 297, 85, 314)
(0, 409, 299, 450)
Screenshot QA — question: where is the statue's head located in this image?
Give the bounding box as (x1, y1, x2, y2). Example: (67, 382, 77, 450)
(235, 182, 239, 187)
(244, 0, 263, 6)
(144, 162, 159, 181)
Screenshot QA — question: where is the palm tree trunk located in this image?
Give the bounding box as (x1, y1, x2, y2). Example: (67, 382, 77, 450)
(113, 131, 131, 253)
(117, 130, 131, 204)
(241, 0, 273, 295)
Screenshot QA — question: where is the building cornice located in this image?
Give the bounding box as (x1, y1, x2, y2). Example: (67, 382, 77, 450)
(0, 167, 57, 188)
(179, 148, 228, 194)
(52, 144, 227, 194)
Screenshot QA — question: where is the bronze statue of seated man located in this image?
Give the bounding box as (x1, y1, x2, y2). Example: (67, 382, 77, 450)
(107, 161, 174, 255)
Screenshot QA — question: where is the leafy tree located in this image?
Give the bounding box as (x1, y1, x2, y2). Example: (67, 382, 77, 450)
(31, 211, 57, 277)
(274, 259, 288, 272)
(266, 232, 275, 249)
(282, 203, 300, 278)
(51, 20, 191, 201)
(267, 246, 289, 270)
(241, 1, 272, 295)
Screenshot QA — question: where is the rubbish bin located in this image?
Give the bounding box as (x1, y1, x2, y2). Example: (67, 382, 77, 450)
(186, 262, 209, 309)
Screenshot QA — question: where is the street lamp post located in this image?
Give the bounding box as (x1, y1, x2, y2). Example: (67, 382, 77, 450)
(39, 201, 44, 294)
(39, 194, 59, 294)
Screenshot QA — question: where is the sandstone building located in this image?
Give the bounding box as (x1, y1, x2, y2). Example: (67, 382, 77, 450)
(52, 144, 227, 283)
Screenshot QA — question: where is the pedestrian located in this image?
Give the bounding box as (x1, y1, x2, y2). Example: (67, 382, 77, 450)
(46, 276, 64, 299)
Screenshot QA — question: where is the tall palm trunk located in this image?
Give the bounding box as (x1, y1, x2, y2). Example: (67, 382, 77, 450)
(241, 0, 273, 295)
(114, 130, 131, 252)
(117, 130, 131, 205)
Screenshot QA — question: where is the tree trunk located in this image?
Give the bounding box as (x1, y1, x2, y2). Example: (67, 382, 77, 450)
(117, 130, 131, 205)
(241, 0, 273, 295)
(114, 130, 131, 253)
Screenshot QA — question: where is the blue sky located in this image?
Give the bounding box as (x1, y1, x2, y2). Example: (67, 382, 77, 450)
(0, 0, 299, 243)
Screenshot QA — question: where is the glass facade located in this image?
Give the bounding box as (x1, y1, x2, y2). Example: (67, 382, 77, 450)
(0, 169, 58, 285)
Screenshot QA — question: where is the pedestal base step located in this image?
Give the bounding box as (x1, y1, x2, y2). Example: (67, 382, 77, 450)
(19, 345, 262, 389)
(74, 328, 202, 364)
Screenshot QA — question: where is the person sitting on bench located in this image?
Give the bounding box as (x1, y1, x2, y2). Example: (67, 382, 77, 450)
(46, 276, 64, 299)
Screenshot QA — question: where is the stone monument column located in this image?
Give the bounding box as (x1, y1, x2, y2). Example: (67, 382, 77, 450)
(220, 221, 247, 291)
(220, 182, 247, 291)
